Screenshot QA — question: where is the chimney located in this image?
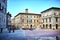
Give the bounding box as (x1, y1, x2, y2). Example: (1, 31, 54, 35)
(25, 8, 28, 13)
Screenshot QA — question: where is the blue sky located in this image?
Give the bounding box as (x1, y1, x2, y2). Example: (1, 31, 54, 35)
(7, 0, 60, 18)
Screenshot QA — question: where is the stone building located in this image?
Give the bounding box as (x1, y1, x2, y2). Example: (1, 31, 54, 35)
(0, 0, 7, 32)
(6, 12, 11, 29)
(41, 7, 60, 29)
(13, 9, 42, 29)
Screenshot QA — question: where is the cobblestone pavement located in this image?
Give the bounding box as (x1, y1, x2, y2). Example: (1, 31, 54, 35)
(0, 30, 26, 40)
(0, 29, 60, 40)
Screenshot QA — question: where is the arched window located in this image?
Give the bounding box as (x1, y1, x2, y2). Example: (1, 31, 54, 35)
(56, 17, 58, 22)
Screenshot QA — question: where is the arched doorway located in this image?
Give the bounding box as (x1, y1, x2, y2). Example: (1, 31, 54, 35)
(50, 24, 52, 29)
(46, 24, 48, 29)
(56, 24, 58, 29)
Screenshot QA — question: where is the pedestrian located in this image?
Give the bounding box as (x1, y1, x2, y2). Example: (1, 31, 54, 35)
(13, 28, 15, 32)
(30, 25, 33, 31)
(8, 27, 11, 33)
(12, 25, 15, 32)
